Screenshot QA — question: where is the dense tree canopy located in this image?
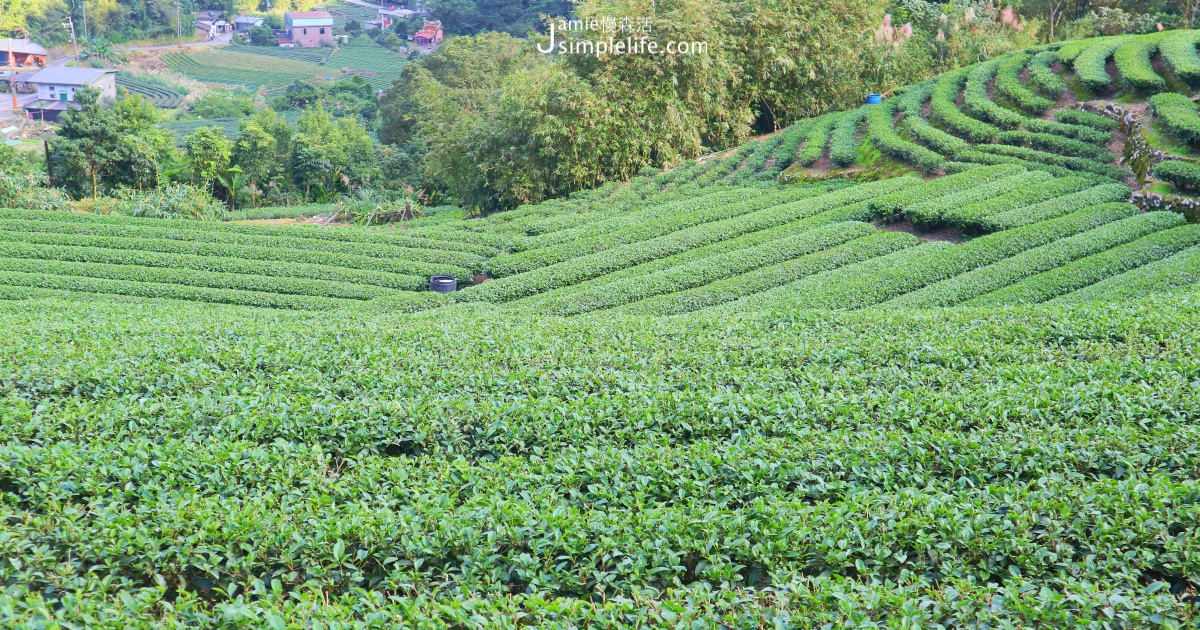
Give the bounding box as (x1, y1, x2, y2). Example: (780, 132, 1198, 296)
(380, 0, 1043, 210)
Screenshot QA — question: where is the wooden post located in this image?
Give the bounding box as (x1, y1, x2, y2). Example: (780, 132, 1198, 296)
(44, 140, 53, 187)
(7, 39, 16, 110)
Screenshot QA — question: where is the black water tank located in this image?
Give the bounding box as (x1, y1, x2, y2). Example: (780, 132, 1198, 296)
(429, 275, 458, 293)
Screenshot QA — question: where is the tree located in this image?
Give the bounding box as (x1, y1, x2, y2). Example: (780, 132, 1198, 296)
(248, 23, 275, 46)
(51, 88, 169, 197)
(185, 126, 231, 191)
(231, 120, 277, 196)
(1175, 0, 1200, 27)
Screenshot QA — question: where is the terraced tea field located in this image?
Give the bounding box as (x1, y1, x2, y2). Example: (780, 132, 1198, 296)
(226, 36, 406, 90)
(161, 49, 325, 89)
(115, 73, 186, 108)
(3, 31, 1200, 627)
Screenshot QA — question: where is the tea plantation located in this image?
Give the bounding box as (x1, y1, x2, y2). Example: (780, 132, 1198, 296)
(3, 32, 1200, 627)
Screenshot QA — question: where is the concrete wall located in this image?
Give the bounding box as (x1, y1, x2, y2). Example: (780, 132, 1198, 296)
(36, 74, 117, 103)
(290, 25, 332, 47)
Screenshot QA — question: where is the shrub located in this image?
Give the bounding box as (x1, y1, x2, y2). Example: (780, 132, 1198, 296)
(967, 224, 1200, 305)
(930, 68, 1000, 143)
(953, 150, 1082, 179)
(1113, 34, 1166, 92)
(963, 60, 1025, 129)
(1056, 244, 1200, 302)
(1072, 37, 1126, 92)
(941, 176, 1108, 230)
(1027, 51, 1066, 98)
(464, 178, 916, 302)
(0, 171, 73, 212)
(994, 53, 1055, 114)
(617, 231, 918, 316)
(865, 165, 1024, 220)
(906, 171, 1054, 226)
(982, 183, 1133, 231)
(976, 144, 1129, 179)
(797, 113, 841, 167)
(864, 103, 944, 171)
(521, 222, 877, 316)
(1022, 117, 1111, 144)
(829, 108, 868, 167)
(0, 268, 351, 310)
(1161, 30, 1200, 83)
(1153, 159, 1200, 189)
(996, 130, 1114, 161)
(722, 197, 1132, 312)
(888, 208, 1174, 307)
(111, 183, 228, 220)
(1149, 92, 1200, 144)
(1053, 109, 1119, 131)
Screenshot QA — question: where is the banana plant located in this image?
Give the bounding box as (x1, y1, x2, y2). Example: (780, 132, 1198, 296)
(214, 166, 246, 211)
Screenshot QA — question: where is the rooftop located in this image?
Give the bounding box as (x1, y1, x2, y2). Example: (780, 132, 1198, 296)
(28, 67, 117, 86)
(0, 39, 48, 56)
(286, 11, 333, 19)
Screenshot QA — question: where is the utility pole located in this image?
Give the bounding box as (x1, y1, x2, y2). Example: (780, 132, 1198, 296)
(8, 39, 17, 110)
(82, 0, 89, 43)
(64, 16, 80, 60)
(176, 0, 183, 48)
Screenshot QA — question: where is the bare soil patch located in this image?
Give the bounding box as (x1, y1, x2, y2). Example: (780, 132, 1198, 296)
(876, 218, 964, 243)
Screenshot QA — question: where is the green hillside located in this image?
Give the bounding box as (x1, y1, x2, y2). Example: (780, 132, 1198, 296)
(3, 31, 1200, 627)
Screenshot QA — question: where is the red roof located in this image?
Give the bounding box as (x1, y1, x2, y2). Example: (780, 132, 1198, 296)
(287, 11, 332, 18)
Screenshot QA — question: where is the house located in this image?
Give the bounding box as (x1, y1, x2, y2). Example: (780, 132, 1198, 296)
(196, 9, 224, 21)
(196, 19, 232, 39)
(285, 11, 334, 48)
(0, 39, 49, 68)
(23, 67, 117, 122)
(234, 15, 266, 33)
(412, 20, 443, 46)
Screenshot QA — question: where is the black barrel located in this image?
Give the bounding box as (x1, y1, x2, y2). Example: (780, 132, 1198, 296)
(429, 275, 458, 293)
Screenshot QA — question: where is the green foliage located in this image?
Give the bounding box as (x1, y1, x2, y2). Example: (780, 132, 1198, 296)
(115, 73, 186, 109)
(982, 183, 1134, 231)
(248, 23, 276, 46)
(967, 224, 1200, 305)
(109, 182, 228, 220)
(931, 68, 1000, 143)
(889, 208, 1175, 307)
(1053, 109, 1119, 130)
(975, 144, 1129, 179)
(993, 53, 1054, 114)
(184, 126, 231, 190)
(797, 113, 841, 167)
(162, 50, 321, 90)
(1026, 50, 1066, 99)
(829, 108, 867, 167)
(189, 88, 256, 119)
(905, 171, 1055, 226)
(1150, 92, 1200, 144)
(1072, 36, 1126, 92)
(1154, 158, 1200, 189)
(996, 130, 1114, 161)
(1160, 30, 1200, 83)
(963, 59, 1024, 129)
(1113, 33, 1167, 92)
(864, 103, 943, 171)
(49, 89, 175, 199)
(1057, 244, 1200, 301)
(866, 165, 1024, 220)
(939, 176, 1100, 230)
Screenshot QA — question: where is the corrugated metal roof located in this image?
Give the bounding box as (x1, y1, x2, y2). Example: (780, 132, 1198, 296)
(287, 11, 332, 19)
(28, 67, 117, 86)
(0, 39, 48, 56)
